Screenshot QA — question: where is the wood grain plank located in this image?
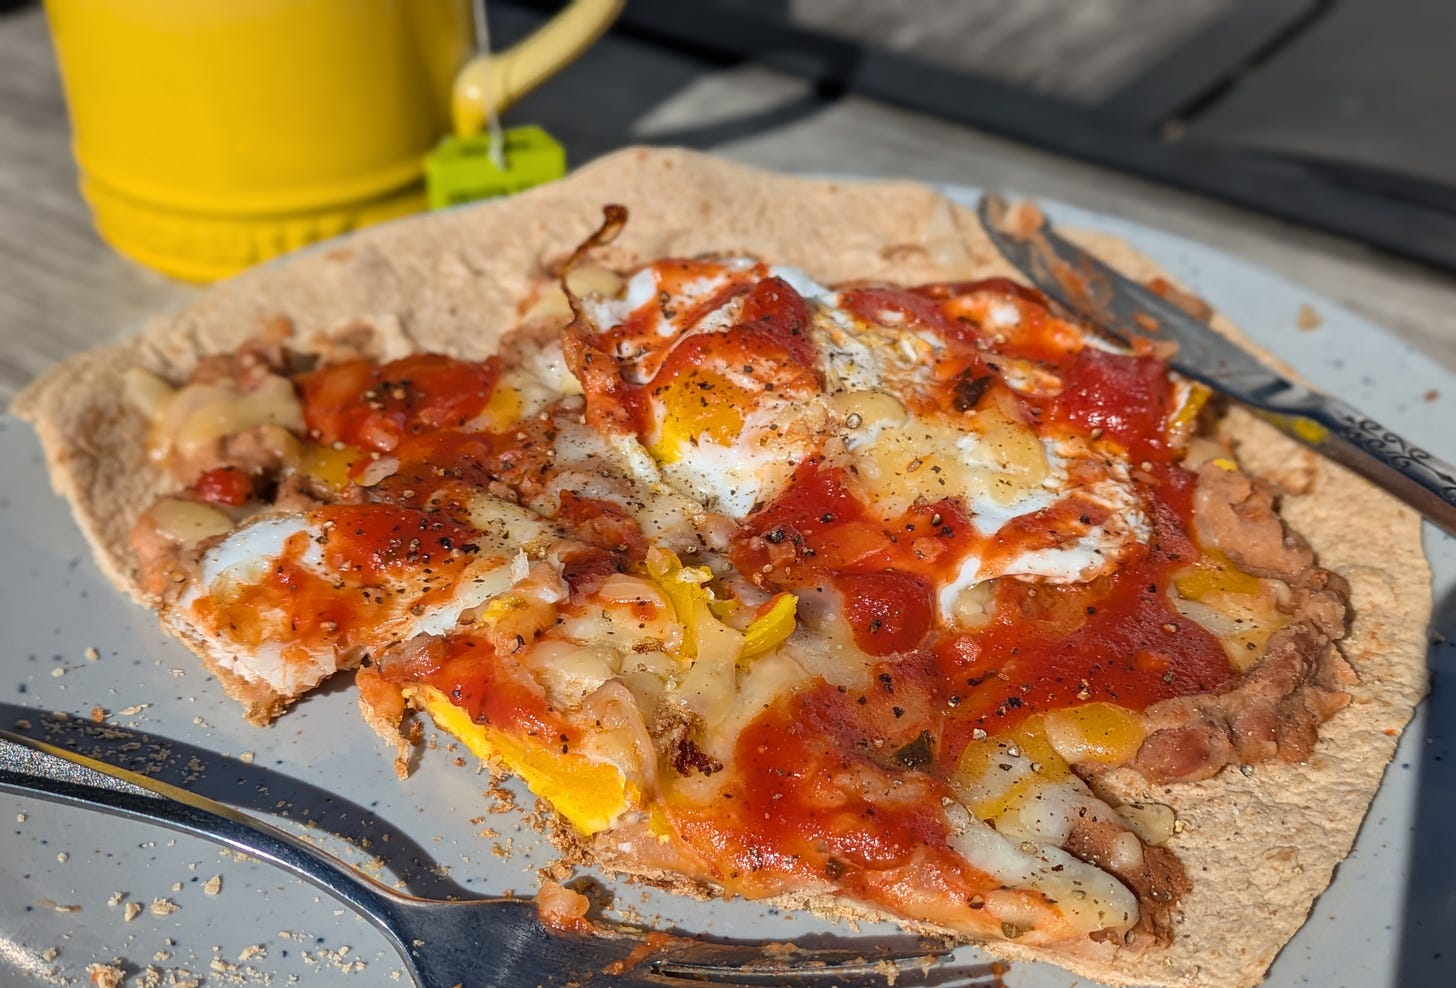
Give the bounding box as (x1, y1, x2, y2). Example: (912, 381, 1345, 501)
(0, 1, 1451, 407)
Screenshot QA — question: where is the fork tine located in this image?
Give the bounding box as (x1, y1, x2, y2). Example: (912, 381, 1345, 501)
(637, 935, 986, 987)
(647, 946, 1003, 988)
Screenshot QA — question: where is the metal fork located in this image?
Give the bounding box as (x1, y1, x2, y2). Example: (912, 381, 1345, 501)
(0, 729, 970, 988)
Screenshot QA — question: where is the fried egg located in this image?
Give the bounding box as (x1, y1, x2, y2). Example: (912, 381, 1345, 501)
(576, 258, 1160, 620)
(168, 500, 556, 698)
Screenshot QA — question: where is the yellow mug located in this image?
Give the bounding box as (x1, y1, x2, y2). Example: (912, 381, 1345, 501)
(44, 0, 621, 282)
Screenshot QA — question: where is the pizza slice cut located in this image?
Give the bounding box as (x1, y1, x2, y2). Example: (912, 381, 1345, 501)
(21, 147, 1424, 988)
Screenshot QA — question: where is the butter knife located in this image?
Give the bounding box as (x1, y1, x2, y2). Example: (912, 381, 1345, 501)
(977, 194, 1456, 538)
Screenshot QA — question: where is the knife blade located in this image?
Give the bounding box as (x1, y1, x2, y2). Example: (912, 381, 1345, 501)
(977, 194, 1456, 537)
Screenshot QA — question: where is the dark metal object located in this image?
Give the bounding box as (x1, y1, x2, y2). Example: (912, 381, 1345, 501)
(597, 0, 1456, 272)
(977, 193, 1456, 537)
(0, 729, 961, 988)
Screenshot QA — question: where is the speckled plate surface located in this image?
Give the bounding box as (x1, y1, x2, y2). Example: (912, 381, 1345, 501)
(2, 187, 1453, 988)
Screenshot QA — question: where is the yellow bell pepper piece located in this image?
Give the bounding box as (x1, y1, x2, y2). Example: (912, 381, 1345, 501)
(646, 547, 719, 660)
(1168, 381, 1211, 439)
(739, 593, 798, 663)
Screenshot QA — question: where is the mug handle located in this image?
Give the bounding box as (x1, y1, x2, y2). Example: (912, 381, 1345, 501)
(452, 0, 623, 138)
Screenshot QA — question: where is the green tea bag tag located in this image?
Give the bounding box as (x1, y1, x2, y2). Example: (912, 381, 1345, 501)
(426, 125, 567, 210)
(426, 4, 566, 208)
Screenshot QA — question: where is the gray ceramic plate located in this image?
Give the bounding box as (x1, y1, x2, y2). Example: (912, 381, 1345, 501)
(3, 186, 1453, 988)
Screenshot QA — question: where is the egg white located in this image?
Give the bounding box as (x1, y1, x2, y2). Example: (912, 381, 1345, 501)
(169, 512, 520, 697)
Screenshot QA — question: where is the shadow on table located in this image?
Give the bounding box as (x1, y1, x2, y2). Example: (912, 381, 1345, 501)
(1396, 577, 1456, 984)
(496, 1, 853, 160)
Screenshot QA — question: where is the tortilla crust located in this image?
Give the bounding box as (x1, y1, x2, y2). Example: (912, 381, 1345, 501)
(12, 148, 1430, 988)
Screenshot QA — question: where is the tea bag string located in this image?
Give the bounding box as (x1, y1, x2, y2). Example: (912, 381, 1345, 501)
(473, 0, 506, 171)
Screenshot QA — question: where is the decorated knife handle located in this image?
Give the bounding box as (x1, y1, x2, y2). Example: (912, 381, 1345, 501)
(1268, 397, 1456, 537)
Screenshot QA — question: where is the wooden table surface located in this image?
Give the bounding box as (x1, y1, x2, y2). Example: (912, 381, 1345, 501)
(3, 2, 1454, 408)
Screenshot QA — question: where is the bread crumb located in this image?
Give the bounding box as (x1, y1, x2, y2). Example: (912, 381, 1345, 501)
(90, 706, 106, 723)
(107, 891, 127, 907)
(51, 667, 65, 678)
(87, 962, 125, 988)
(171, 882, 183, 892)
(238, 944, 266, 962)
(150, 898, 180, 916)
(124, 902, 143, 922)
(84, 646, 101, 661)
(203, 875, 223, 896)
(118, 704, 149, 716)
(57, 851, 69, 863)
(16, 812, 26, 823)
(239, 751, 255, 764)
(41, 946, 59, 961)
(1296, 304, 1321, 330)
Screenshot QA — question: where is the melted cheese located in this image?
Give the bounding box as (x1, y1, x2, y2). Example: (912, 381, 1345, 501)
(150, 374, 303, 462)
(948, 721, 1140, 938)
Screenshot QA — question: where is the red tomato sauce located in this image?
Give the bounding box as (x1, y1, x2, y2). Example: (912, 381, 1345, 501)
(367, 430, 510, 512)
(191, 543, 363, 664)
(1047, 348, 1177, 462)
(190, 505, 480, 667)
(735, 461, 1229, 761)
(312, 504, 481, 583)
(298, 354, 500, 453)
(191, 466, 255, 506)
(666, 684, 985, 900)
(891, 280, 1182, 458)
(732, 459, 978, 655)
(650, 276, 819, 390)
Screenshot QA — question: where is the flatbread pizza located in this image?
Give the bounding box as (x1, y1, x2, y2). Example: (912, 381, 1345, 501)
(13, 148, 1431, 988)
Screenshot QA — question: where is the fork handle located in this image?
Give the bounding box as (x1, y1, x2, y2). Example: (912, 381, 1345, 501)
(0, 729, 406, 942)
(1253, 395, 1456, 538)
